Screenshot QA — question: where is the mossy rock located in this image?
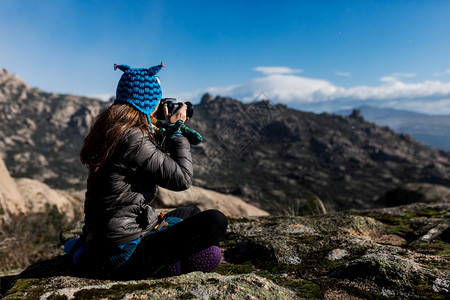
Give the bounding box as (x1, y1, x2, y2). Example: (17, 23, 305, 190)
(4, 273, 296, 300)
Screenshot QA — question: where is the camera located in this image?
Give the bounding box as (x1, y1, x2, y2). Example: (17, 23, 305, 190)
(155, 98, 194, 121)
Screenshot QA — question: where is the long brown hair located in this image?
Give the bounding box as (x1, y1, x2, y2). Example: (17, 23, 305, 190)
(80, 102, 158, 172)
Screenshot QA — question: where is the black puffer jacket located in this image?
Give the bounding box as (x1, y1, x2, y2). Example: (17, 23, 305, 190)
(83, 128, 193, 247)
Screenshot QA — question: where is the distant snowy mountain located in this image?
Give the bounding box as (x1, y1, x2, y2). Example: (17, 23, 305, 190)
(337, 106, 450, 151)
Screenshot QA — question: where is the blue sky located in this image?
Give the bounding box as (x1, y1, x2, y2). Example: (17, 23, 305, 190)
(1, 0, 450, 114)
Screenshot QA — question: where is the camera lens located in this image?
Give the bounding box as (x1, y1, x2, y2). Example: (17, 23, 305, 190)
(185, 102, 194, 119)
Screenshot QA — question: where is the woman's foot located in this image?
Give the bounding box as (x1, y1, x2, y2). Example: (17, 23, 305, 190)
(162, 246, 222, 277)
(186, 245, 222, 273)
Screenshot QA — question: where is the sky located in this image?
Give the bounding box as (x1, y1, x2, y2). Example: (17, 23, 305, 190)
(1, 0, 450, 114)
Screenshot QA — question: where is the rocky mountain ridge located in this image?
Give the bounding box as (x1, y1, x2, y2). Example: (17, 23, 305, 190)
(1, 69, 449, 214)
(189, 94, 450, 213)
(0, 68, 106, 188)
(337, 105, 450, 151)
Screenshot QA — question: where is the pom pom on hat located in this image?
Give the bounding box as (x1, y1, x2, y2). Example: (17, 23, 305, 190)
(114, 63, 164, 116)
(148, 62, 165, 76)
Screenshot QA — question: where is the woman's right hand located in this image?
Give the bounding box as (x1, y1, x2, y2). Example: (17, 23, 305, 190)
(164, 102, 189, 124)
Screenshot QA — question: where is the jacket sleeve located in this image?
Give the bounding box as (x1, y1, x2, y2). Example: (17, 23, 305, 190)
(123, 129, 193, 191)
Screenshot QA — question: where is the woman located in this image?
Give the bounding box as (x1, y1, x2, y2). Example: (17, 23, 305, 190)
(66, 63, 227, 279)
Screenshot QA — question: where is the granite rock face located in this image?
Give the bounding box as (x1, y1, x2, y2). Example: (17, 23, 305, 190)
(3, 199, 450, 299)
(0, 156, 83, 223)
(0, 69, 107, 189)
(154, 186, 269, 216)
(0, 156, 27, 223)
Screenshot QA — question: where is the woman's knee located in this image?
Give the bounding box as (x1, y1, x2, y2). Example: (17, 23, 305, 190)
(167, 205, 201, 219)
(202, 209, 228, 233)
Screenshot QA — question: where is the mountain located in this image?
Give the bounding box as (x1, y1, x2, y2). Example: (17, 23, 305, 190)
(337, 105, 450, 151)
(0, 69, 107, 189)
(188, 95, 450, 213)
(0, 69, 449, 214)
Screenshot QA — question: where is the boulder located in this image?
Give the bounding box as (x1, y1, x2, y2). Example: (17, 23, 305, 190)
(15, 178, 82, 221)
(0, 157, 26, 223)
(385, 182, 450, 206)
(154, 186, 269, 216)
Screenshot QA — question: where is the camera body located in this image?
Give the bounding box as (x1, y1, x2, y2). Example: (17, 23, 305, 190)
(155, 98, 194, 121)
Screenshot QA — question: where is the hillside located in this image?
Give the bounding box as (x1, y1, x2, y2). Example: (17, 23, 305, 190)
(0, 69, 107, 189)
(189, 95, 450, 213)
(338, 105, 450, 151)
(1, 69, 449, 214)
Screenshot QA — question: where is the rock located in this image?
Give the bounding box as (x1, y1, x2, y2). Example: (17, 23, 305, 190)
(0, 157, 27, 223)
(15, 178, 83, 221)
(349, 109, 363, 120)
(4, 201, 450, 298)
(3, 256, 295, 299)
(0, 155, 83, 222)
(433, 278, 450, 293)
(330, 252, 429, 288)
(154, 186, 269, 216)
(327, 249, 349, 261)
(385, 182, 450, 207)
(440, 227, 450, 243)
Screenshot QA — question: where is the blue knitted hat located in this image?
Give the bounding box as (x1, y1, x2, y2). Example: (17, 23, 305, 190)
(114, 62, 165, 124)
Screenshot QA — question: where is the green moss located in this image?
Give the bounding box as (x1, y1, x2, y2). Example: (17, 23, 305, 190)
(4, 278, 47, 299)
(299, 236, 320, 243)
(415, 279, 446, 299)
(0, 204, 4, 215)
(47, 295, 69, 300)
(73, 282, 156, 299)
(365, 213, 417, 241)
(291, 280, 322, 299)
(416, 209, 448, 218)
(411, 240, 450, 255)
(257, 272, 322, 299)
(228, 217, 253, 224)
(405, 212, 417, 219)
(426, 261, 450, 271)
(215, 262, 256, 275)
(255, 261, 298, 274)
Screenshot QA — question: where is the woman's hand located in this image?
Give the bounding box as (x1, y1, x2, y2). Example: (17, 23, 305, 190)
(164, 102, 190, 124)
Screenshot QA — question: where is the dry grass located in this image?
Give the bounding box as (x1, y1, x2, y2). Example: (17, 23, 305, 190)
(0, 204, 69, 273)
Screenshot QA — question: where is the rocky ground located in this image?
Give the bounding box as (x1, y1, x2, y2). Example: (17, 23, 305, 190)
(2, 198, 450, 299)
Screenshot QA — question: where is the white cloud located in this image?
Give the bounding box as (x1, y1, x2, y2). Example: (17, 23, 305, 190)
(88, 93, 114, 101)
(254, 66, 303, 75)
(334, 71, 351, 77)
(179, 70, 450, 115)
(433, 69, 450, 77)
(380, 72, 416, 83)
